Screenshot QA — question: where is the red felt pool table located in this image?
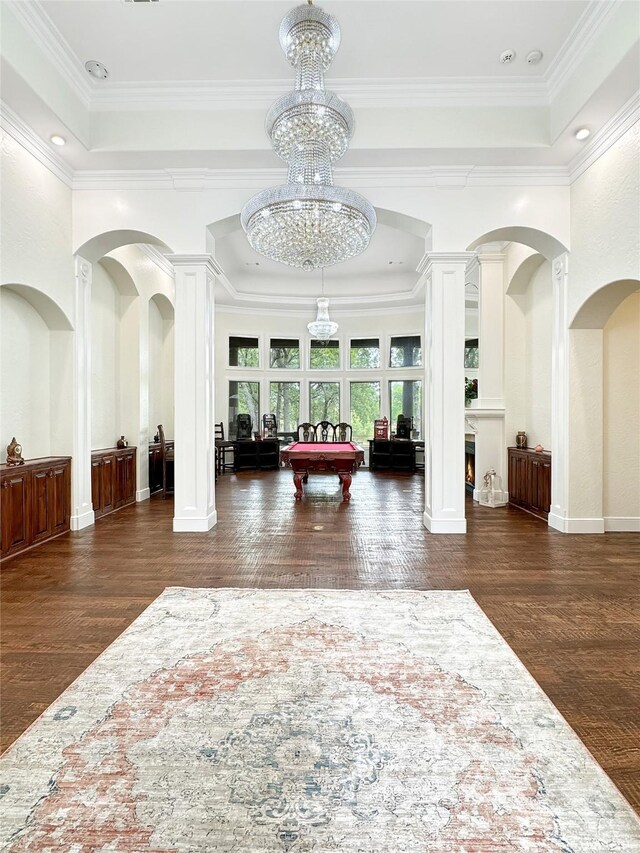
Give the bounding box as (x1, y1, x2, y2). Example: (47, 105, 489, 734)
(279, 441, 365, 501)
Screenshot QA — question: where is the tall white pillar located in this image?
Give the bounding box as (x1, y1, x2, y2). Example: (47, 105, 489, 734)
(423, 253, 473, 534)
(466, 251, 507, 499)
(169, 255, 217, 533)
(548, 253, 570, 532)
(70, 256, 95, 531)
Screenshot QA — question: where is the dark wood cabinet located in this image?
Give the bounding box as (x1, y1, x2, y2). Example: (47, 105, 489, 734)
(92, 447, 136, 520)
(508, 447, 552, 520)
(148, 442, 174, 494)
(1, 457, 71, 564)
(368, 439, 417, 472)
(234, 439, 279, 471)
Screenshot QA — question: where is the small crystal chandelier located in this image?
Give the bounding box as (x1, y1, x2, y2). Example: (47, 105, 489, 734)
(308, 269, 338, 340)
(241, 1, 376, 270)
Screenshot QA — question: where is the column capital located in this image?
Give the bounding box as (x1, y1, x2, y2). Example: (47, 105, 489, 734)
(167, 254, 222, 277)
(422, 252, 476, 277)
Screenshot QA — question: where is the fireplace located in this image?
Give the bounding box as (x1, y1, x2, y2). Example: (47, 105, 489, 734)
(465, 440, 475, 494)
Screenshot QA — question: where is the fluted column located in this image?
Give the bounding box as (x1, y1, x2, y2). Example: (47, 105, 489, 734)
(169, 255, 217, 533)
(423, 253, 473, 533)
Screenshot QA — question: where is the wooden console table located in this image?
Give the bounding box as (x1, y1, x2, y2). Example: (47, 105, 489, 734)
(1, 457, 71, 564)
(507, 446, 552, 520)
(91, 447, 136, 520)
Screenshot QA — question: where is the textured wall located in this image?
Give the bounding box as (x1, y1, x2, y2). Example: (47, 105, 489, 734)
(570, 123, 640, 320)
(91, 263, 120, 450)
(603, 292, 640, 522)
(0, 289, 51, 457)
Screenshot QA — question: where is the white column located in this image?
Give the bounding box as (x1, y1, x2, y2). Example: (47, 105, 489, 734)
(70, 256, 95, 531)
(423, 253, 473, 534)
(548, 253, 570, 532)
(169, 255, 217, 533)
(466, 251, 507, 500)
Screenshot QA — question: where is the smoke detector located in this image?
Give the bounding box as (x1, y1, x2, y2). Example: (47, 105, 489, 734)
(85, 60, 109, 80)
(500, 49, 516, 64)
(526, 49, 543, 65)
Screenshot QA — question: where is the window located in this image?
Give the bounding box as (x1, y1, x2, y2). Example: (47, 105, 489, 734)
(350, 338, 380, 369)
(309, 382, 340, 424)
(228, 380, 260, 439)
(310, 339, 340, 369)
(390, 335, 421, 368)
(350, 381, 380, 444)
(464, 338, 479, 369)
(270, 338, 300, 369)
(389, 380, 422, 438)
(269, 382, 300, 433)
(229, 336, 259, 368)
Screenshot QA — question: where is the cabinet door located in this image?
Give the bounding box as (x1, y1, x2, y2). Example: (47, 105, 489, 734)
(31, 468, 52, 544)
(530, 458, 551, 516)
(123, 453, 136, 504)
(101, 456, 115, 514)
(1, 471, 31, 555)
(50, 463, 71, 535)
(115, 454, 127, 507)
(91, 458, 103, 517)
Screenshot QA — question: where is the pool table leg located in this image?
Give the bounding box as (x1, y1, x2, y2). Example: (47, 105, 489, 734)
(339, 471, 352, 501)
(293, 471, 305, 501)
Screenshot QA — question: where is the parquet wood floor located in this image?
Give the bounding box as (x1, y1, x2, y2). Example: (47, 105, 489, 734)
(1, 469, 639, 812)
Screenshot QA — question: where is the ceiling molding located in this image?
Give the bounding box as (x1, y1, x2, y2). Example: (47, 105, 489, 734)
(137, 244, 176, 279)
(88, 76, 549, 112)
(215, 302, 425, 319)
(0, 101, 74, 186)
(71, 164, 571, 192)
(544, 0, 619, 102)
(6, 0, 93, 109)
(568, 92, 640, 182)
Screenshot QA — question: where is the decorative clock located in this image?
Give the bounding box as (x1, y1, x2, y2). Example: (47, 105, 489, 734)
(6, 437, 25, 466)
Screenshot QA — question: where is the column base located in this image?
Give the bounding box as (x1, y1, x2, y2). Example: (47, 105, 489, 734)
(70, 509, 95, 531)
(173, 510, 217, 533)
(136, 488, 151, 502)
(548, 513, 605, 533)
(423, 512, 467, 534)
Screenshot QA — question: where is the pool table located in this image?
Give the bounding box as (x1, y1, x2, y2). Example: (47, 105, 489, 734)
(280, 441, 365, 501)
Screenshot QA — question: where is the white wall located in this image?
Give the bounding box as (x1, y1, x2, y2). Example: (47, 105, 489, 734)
(603, 291, 640, 526)
(0, 289, 51, 457)
(570, 123, 640, 321)
(91, 262, 120, 449)
(149, 297, 175, 438)
(524, 261, 552, 449)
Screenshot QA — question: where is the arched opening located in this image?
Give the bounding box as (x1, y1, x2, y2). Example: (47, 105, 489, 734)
(76, 230, 172, 264)
(467, 227, 568, 261)
(0, 284, 74, 460)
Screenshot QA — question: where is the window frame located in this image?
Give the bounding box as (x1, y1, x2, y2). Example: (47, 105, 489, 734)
(349, 337, 381, 370)
(269, 337, 302, 370)
(227, 333, 263, 371)
(388, 332, 422, 369)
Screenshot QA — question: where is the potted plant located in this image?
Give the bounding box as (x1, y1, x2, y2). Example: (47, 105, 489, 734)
(465, 378, 478, 407)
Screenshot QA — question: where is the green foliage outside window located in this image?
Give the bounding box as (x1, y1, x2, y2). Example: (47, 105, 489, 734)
(310, 340, 340, 369)
(310, 382, 340, 424)
(389, 380, 422, 438)
(350, 339, 380, 369)
(390, 335, 421, 368)
(229, 336, 259, 368)
(350, 382, 380, 444)
(229, 380, 260, 438)
(270, 339, 300, 369)
(269, 382, 300, 432)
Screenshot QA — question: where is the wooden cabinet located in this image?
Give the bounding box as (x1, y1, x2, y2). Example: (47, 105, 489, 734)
(148, 442, 173, 494)
(508, 447, 552, 520)
(1, 457, 71, 564)
(91, 447, 136, 520)
(368, 439, 417, 472)
(233, 439, 279, 471)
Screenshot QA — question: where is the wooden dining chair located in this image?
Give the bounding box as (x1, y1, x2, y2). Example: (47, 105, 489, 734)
(158, 424, 174, 498)
(296, 422, 317, 442)
(315, 421, 334, 442)
(334, 422, 352, 442)
(214, 422, 235, 474)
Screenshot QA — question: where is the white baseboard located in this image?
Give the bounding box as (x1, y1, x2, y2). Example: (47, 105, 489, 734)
(423, 512, 467, 534)
(136, 488, 151, 502)
(548, 513, 605, 533)
(173, 511, 217, 533)
(604, 517, 640, 532)
(70, 508, 95, 531)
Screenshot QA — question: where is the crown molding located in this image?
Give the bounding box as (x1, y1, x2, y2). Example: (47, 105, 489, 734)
(71, 164, 571, 192)
(137, 244, 176, 279)
(215, 301, 425, 318)
(0, 101, 74, 186)
(88, 76, 549, 112)
(6, 0, 93, 109)
(545, 1, 619, 103)
(569, 92, 640, 182)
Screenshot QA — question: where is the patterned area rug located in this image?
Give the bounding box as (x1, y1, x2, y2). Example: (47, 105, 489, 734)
(1, 588, 639, 851)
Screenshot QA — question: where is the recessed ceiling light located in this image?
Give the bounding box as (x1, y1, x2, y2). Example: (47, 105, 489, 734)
(50, 134, 66, 146)
(575, 127, 590, 141)
(85, 60, 109, 80)
(500, 49, 516, 64)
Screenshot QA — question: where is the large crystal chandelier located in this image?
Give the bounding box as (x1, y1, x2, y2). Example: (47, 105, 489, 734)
(241, 1, 376, 270)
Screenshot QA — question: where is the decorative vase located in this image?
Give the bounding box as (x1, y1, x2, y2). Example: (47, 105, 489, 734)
(117, 435, 126, 449)
(516, 431, 527, 449)
(534, 443, 544, 452)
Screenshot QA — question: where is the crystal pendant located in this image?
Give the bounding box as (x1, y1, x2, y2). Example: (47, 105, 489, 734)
(307, 297, 339, 340)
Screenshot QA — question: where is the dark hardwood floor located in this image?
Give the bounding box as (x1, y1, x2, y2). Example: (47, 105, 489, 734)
(2, 469, 639, 812)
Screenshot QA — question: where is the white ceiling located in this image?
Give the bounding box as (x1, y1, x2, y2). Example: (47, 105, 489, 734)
(1, 0, 637, 310)
(41, 0, 587, 83)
